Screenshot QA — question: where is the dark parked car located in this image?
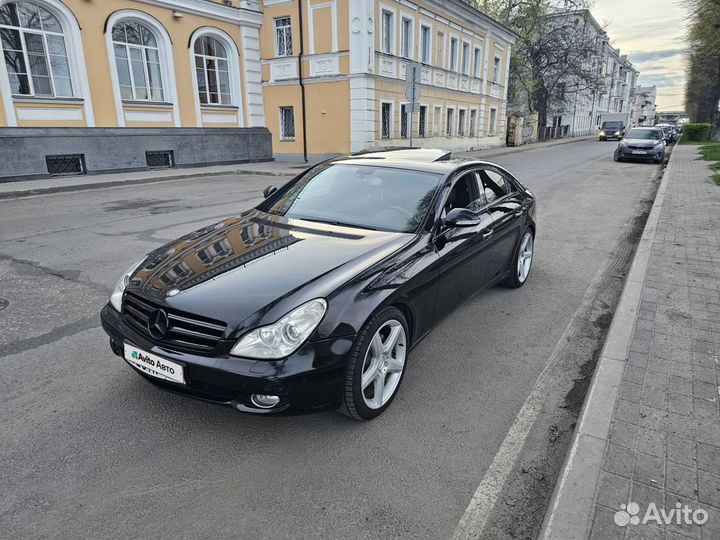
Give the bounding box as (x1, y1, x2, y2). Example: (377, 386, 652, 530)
(614, 128, 666, 163)
(655, 124, 677, 143)
(101, 149, 537, 420)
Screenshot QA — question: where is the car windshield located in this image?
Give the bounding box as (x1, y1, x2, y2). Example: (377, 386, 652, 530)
(261, 163, 442, 233)
(602, 122, 622, 130)
(626, 129, 662, 140)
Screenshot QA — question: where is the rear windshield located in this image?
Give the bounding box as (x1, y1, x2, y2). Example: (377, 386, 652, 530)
(626, 129, 662, 140)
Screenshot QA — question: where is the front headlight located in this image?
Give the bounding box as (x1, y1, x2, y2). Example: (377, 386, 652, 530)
(230, 298, 327, 359)
(619, 140, 627, 147)
(614, 131, 621, 137)
(599, 130, 606, 136)
(109, 260, 143, 312)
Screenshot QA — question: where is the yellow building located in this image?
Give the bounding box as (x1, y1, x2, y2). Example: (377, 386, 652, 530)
(0, 0, 514, 178)
(260, 0, 516, 159)
(0, 0, 270, 179)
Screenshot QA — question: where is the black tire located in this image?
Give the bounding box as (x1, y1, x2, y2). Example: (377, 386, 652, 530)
(338, 306, 409, 421)
(504, 229, 534, 289)
(614, 152, 622, 162)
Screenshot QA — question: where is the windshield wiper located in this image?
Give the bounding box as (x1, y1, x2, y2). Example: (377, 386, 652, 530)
(299, 217, 380, 231)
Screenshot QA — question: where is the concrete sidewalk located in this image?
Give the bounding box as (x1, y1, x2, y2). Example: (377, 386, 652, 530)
(0, 135, 592, 199)
(540, 144, 720, 539)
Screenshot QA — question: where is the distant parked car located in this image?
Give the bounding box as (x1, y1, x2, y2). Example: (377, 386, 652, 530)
(614, 128, 666, 163)
(655, 124, 677, 143)
(598, 121, 626, 141)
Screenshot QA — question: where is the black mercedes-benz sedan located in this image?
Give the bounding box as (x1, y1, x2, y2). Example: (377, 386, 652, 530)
(101, 149, 536, 420)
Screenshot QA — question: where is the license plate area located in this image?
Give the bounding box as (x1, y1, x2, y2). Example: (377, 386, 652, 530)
(632, 150, 647, 154)
(123, 342, 185, 385)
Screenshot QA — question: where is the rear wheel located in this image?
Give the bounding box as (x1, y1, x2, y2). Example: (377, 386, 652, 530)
(338, 307, 408, 421)
(505, 229, 534, 288)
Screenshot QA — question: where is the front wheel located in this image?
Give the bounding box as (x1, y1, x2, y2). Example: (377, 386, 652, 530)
(338, 307, 409, 421)
(614, 151, 622, 162)
(505, 229, 534, 288)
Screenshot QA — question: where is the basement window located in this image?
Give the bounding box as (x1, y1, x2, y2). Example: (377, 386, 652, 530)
(46, 154, 86, 176)
(146, 150, 174, 168)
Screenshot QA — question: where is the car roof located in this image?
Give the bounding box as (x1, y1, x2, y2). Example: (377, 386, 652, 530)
(327, 149, 510, 176)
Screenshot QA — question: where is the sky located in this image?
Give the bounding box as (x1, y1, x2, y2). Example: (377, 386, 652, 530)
(590, 0, 689, 111)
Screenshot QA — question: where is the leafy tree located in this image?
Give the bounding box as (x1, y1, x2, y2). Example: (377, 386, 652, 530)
(684, 0, 720, 136)
(479, 1, 605, 132)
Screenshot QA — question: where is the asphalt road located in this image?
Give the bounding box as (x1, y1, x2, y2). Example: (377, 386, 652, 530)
(0, 140, 659, 539)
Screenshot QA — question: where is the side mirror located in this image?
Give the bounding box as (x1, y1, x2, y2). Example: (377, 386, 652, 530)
(443, 207, 482, 229)
(263, 185, 278, 198)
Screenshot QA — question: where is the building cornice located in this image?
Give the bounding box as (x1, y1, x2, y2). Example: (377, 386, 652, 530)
(131, 0, 263, 27)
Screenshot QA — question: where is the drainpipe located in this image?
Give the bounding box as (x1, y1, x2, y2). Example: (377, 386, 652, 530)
(297, 0, 308, 162)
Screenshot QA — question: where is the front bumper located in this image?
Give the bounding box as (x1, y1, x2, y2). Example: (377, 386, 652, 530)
(616, 147, 664, 160)
(101, 304, 355, 415)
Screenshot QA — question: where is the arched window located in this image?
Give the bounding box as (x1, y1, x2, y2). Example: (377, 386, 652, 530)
(194, 35, 230, 105)
(0, 1, 73, 96)
(111, 19, 164, 101)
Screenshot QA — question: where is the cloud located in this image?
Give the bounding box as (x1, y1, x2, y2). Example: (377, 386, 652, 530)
(628, 48, 685, 64)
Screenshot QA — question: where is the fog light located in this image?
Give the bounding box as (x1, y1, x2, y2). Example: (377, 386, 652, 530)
(250, 394, 280, 409)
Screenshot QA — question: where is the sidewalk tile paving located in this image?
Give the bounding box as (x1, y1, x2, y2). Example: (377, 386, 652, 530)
(588, 144, 720, 539)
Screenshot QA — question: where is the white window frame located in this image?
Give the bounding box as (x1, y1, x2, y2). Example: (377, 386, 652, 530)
(420, 24, 431, 64)
(469, 107, 477, 137)
(0, 0, 95, 126)
(433, 104, 441, 136)
(105, 10, 179, 127)
(400, 16, 413, 59)
(380, 100, 394, 139)
(488, 107, 497, 136)
(457, 107, 466, 136)
(473, 46, 482, 78)
(274, 16, 293, 57)
(493, 56, 501, 83)
(418, 103, 428, 138)
(111, 21, 165, 103)
(380, 7, 395, 55)
(279, 105, 295, 140)
(446, 106, 455, 136)
(461, 40, 470, 75)
(448, 36, 458, 72)
(188, 27, 244, 127)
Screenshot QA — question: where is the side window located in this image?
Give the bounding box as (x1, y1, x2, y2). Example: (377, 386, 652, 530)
(444, 172, 485, 216)
(478, 169, 511, 204)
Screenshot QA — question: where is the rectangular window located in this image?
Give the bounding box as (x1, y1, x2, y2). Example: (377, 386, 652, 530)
(420, 25, 430, 64)
(469, 109, 477, 137)
(489, 107, 497, 135)
(279, 106, 295, 140)
(400, 103, 408, 138)
(449, 38, 458, 71)
(461, 42, 470, 75)
(433, 105, 441, 136)
(381, 102, 392, 139)
(493, 56, 500, 82)
(458, 109, 466, 136)
(419, 105, 427, 137)
(473, 46, 482, 78)
(446, 108, 454, 136)
(275, 17, 292, 57)
(400, 17, 411, 59)
(381, 10, 393, 54)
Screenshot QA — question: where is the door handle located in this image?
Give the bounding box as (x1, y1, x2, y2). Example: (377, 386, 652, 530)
(482, 229, 494, 240)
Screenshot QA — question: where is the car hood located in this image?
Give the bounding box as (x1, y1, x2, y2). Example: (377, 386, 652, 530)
(622, 138, 661, 147)
(126, 210, 412, 328)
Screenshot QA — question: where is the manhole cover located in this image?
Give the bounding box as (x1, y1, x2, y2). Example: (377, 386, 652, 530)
(0, 298, 8, 311)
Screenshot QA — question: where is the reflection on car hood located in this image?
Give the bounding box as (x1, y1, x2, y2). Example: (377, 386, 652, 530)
(623, 138, 660, 147)
(126, 210, 412, 326)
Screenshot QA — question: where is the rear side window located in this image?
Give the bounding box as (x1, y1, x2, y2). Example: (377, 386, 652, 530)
(478, 169, 511, 204)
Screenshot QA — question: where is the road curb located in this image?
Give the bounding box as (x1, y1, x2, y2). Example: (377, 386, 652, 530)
(537, 153, 675, 539)
(0, 167, 297, 200)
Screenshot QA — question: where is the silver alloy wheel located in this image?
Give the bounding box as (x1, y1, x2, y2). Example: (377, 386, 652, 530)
(361, 320, 406, 410)
(517, 232, 534, 283)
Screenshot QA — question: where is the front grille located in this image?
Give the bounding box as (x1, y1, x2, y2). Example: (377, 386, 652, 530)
(627, 145, 653, 150)
(123, 291, 227, 353)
